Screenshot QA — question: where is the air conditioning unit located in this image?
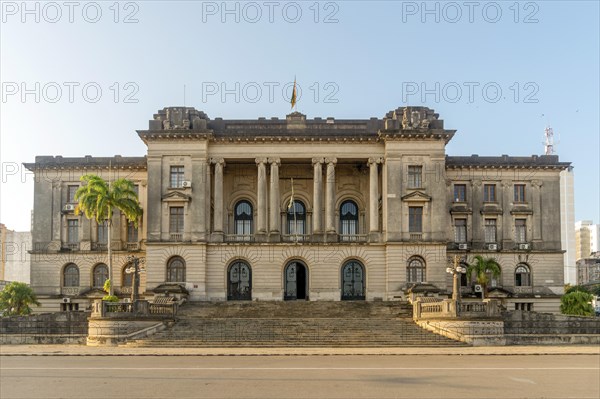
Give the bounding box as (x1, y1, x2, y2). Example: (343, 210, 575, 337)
(458, 243, 468, 250)
(62, 298, 71, 303)
(518, 243, 530, 250)
(487, 243, 498, 251)
(63, 204, 75, 211)
(474, 285, 483, 293)
(182, 181, 192, 188)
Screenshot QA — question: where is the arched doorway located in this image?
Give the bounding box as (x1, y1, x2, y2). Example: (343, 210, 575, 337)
(227, 261, 252, 300)
(341, 260, 365, 300)
(284, 261, 308, 300)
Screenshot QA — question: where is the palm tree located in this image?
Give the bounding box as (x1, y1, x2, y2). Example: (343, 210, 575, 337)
(467, 255, 501, 298)
(0, 282, 40, 316)
(75, 174, 142, 296)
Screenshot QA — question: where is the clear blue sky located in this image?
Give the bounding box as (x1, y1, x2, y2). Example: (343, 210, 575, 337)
(1, 0, 599, 231)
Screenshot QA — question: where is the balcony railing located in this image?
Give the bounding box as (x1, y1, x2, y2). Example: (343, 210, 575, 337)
(62, 242, 80, 251)
(61, 286, 82, 296)
(91, 242, 108, 251)
(409, 233, 423, 241)
(125, 242, 140, 251)
(225, 234, 255, 242)
(513, 286, 533, 294)
(170, 233, 183, 242)
(282, 234, 310, 242)
(117, 286, 133, 295)
(339, 234, 367, 243)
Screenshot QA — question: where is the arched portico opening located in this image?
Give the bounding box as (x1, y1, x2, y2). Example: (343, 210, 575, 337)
(227, 261, 252, 300)
(284, 260, 308, 300)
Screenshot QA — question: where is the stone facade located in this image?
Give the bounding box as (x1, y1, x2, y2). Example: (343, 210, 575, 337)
(0, 224, 31, 284)
(24, 106, 570, 313)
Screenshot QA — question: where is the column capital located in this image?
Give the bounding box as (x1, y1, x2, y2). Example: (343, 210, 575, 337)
(368, 157, 383, 165)
(531, 180, 543, 188)
(312, 157, 324, 165)
(325, 157, 337, 165)
(255, 157, 268, 165)
(268, 157, 281, 165)
(210, 157, 225, 166)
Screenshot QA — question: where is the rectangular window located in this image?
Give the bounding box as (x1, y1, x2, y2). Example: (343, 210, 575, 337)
(454, 219, 467, 243)
(514, 184, 526, 202)
(407, 166, 422, 189)
(515, 219, 527, 243)
(67, 220, 78, 243)
(127, 221, 138, 242)
(97, 221, 108, 244)
(483, 184, 496, 202)
(515, 303, 533, 311)
(408, 207, 423, 233)
(454, 184, 466, 202)
(67, 185, 78, 203)
(484, 219, 497, 243)
(170, 166, 185, 188)
(169, 207, 184, 233)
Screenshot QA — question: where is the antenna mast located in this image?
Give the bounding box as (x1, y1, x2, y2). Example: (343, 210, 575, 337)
(544, 126, 555, 155)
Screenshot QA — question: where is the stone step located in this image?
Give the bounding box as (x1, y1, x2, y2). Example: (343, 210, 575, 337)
(126, 301, 466, 348)
(176, 301, 413, 319)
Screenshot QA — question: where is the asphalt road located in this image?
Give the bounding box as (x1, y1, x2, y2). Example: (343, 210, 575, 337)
(1, 355, 598, 399)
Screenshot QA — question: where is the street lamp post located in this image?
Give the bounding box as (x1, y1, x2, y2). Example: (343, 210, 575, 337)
(125, 254, 145, 309)
(446, 255, 467, 316)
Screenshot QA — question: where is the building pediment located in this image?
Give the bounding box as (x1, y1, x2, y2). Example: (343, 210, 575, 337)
(487, 287, 513, 298)
(162, 190, 191, 202)
(401, 191, 432, 202)
(79, 288, 107, 298)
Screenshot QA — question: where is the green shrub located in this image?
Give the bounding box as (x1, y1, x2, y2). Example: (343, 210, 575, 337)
(102, 295, 119, 302)
(560, 291, 594, 316)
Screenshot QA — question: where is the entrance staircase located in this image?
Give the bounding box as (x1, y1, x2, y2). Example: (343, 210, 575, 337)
(126, 301, 468, 347)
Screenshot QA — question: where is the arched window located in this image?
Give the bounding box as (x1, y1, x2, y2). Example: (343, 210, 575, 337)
(287, 200, 306, 236)
(122, 264, 133, 288)
(515, 264, 531, 287)
(486, 266, 502, 288)
(340, 200, 359, 240)
(93, 264, 109, 288)
(167, 256, 186, 282)
(63, 263, 79, 287)
(407, 256, 426, 283)
(234, 200, 253, 237)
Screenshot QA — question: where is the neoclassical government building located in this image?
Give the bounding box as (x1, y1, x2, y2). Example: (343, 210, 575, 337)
(25, 106, 570, 313)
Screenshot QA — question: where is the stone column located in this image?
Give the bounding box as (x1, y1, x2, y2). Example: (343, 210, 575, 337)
(532, 180, 543, 241)
(269, 158, 281, 238)
(256, 158, 268, 235)
(191, 158, 207, 241)
(212, 158, 225, 237)
(146, 156, 162, 242)
(312, 158, 324, 234)
(325, 158, 337, 234)
(369, 157, 382, 234)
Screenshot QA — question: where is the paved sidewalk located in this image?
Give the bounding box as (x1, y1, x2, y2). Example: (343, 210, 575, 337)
(1, 344, 599, 356)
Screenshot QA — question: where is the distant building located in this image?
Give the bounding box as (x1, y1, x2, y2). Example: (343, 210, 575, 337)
(575, 220, 600, 260)
(0, 223, 31, 284)
(576, 254, 600, 286)
(24, 106, 571, 313)
(560, 167, 576, 284)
